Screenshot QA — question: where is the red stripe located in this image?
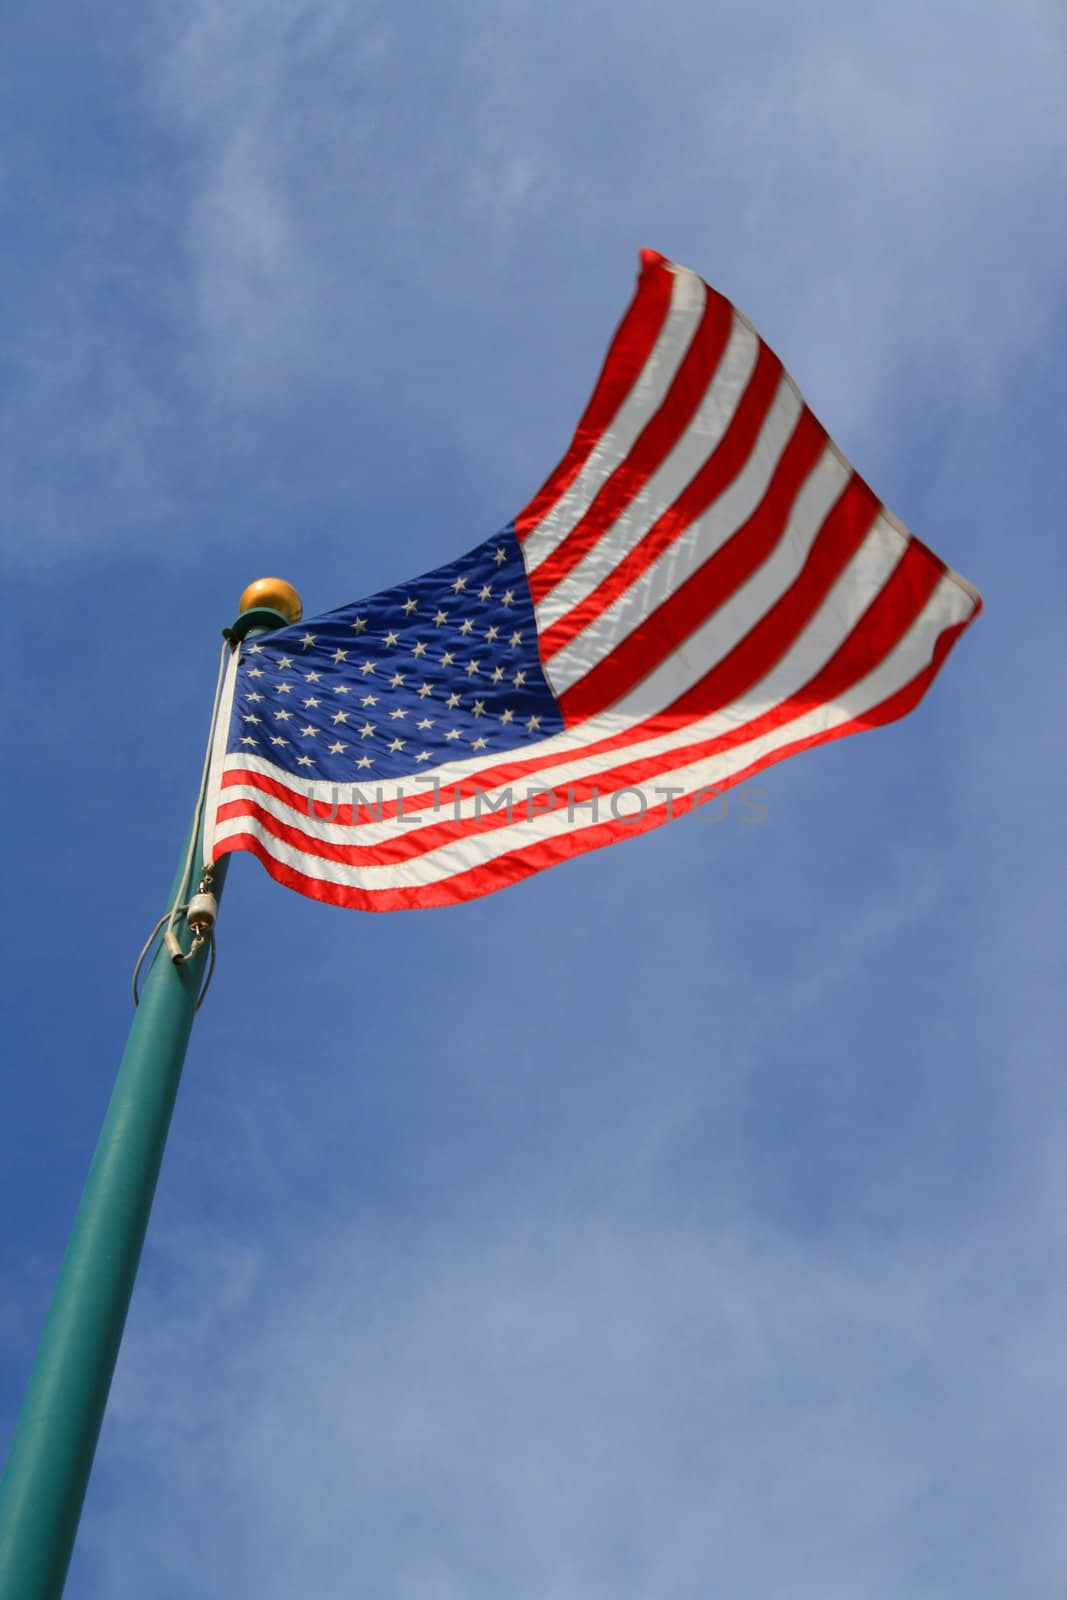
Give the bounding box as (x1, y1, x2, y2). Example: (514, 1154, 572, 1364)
(213, 513, 922, 842)
(514, 251, 674, 543)
(214, 542, 951, 872)
(527, 287, 735, 600)
(215, 524, 968, 844)
(659, 473, 881, 723)
(212, 603, 977, 911)
(557, 407, 827, 722)
(219, 764, 403, 827)
(538, 341, 782, 661)
(627, 538, 946, 771)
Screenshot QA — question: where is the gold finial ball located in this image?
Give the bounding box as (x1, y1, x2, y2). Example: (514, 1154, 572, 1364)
(237, 577, 303, 624)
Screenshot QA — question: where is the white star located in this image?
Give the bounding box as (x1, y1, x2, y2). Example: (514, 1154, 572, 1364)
(388, 708, 408, 720)
(360, 661, 375, 676)
(451, 576, 467, 593)
(300, 724, 317, 738)
(485, 625, 499, 643)
(355, 755, 373, 770)
(479, 584, 492, 600)
(509, 631, 522, 647)
(306, 671, 322, 682)
(493, 546, 507, 565)
(471, 699, 486, 717)
(416, 716, 434, 730)
(388, 737, 405, 752)
(276, 682, 293, 695)
(242, 713, 261, 724)
(275, 710, 293, 722)
(402, 598, 418, 615)
(303, 696, 321, 708)
(501, 589, 515, 606)
(332, 648, 348, 664)
(331, 710, 349, 724)
(329, 740, 346, 754)
(248, 643, 263, 654)
(247, 667, 264, 679)
(445, 728, 461, 741)
(240, 735, 256, 746)
(247, 692, 263, 702)
(471, 736, 488, 750)
(446, 692, 461, 709)
(500, 708, 514, 725)
(414, 750, 432, 763)
(358, 722, 376, 738)
(271, 735, 288, 746)
(384, 631, 400, 647)
(297, 755, 314, 767)
(441, 650, 456, 667)
(412, 640, 428, 658)
(334, 685, 350, 696)
(301, 633, 317, 649)
(433, 609, 448, 627)
(417, 682, 433, 699)
(458, 619, 474, 636)
(278, 655, 294, 669)
(390, 671, 406, 687)
(351, 616, 368, 633)
(525, 715, 541, 732)
(360, 694, 378, 706)
(465, 659, 480, 676)
(513, 670, 527, 688)
(491, 666, 505, 683)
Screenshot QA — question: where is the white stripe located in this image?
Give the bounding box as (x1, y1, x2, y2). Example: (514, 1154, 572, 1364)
(217, 520, 911, 850)
(545, 375, 804, 691)
(213, 571, 972, 886)
(202, 641, 242, 866)
(534, 312, 761, 629)
(578, 442, 852, 716)
(521, 269, 706, 575)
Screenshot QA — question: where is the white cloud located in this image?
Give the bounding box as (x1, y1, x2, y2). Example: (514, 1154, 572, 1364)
(4, 0, 1064, 561)
(83, 1202, 1063, 1598)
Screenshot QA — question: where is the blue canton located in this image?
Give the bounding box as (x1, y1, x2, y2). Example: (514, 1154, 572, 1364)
(229, 526, 564, 783)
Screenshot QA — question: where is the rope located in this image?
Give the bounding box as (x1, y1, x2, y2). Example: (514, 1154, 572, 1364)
(131, 911, 216, 1011)
(131, 913, 169, 1008)
(163, 640, 230, 962)
(131, 640, 231, 1010)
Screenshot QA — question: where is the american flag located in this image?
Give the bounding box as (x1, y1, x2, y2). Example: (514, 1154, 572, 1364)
(206, 250, 981, 911)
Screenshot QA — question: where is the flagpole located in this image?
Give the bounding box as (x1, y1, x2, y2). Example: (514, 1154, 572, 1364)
(0, 579, 302, 1600)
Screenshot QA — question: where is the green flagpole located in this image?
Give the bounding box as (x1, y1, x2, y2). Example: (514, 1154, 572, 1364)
(0, 579, 302, 1600)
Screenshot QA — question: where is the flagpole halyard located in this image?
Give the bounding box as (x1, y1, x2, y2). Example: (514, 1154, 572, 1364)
(0, 582, 301, 1600)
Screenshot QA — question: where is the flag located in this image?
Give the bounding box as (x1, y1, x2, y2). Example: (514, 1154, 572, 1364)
(206, 249, 981, 911)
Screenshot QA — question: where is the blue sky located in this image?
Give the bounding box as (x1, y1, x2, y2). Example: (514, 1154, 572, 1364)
(2, 1, 1066, 1594)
